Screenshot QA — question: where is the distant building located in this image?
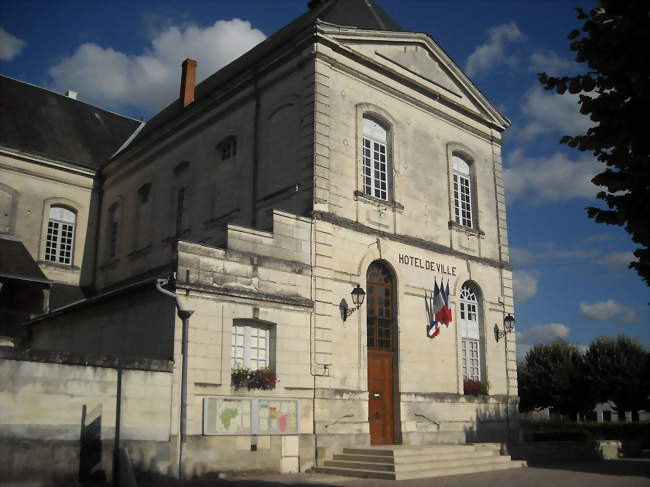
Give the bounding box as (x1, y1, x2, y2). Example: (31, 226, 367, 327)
(1, 0, 520, 480)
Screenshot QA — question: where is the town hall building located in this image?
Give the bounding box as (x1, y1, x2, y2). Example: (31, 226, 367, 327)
(0, 0, 521, 481)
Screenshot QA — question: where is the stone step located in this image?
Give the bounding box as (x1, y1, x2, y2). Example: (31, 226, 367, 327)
(324, 460, 395, 471)
(341, 448, 394, 456)
(335, 448, 500, 465)
(393, 448, 502, 464)
(396, 459, 527, 480)
(313, 466, 395, 480)
(332, 454, 396, 464)
(395, 454, 514, 473)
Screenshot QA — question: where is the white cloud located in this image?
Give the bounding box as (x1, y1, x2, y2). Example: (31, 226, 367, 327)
(528, 49, 575, 77)
(600, 251, 634, 269)
(517, 86, 593, 141)
(465, 22, 523, 77)
(48, 19, 266, 112)
(579, 300, 637, 323)
(504, 148, 600, 202)
(513, 270, 538, 303)
(516, 323, 571, 360)
(0, 27, 26, 61)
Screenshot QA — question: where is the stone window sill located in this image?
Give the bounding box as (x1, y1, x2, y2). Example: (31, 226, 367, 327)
(38, 261, 80, 271)
(448, 221, 484, 237)
(354, 191, 404, 212)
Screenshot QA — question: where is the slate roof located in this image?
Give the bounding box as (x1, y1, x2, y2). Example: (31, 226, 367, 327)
(122, 0, 402, 158)
(0, 75, 142, 169)
(0, 235, 51, 284)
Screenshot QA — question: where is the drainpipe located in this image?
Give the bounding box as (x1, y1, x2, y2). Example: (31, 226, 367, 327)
(156, 277, 194, 480)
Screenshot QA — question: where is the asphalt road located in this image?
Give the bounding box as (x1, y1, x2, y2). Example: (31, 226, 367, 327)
(136, 459, 650, 487)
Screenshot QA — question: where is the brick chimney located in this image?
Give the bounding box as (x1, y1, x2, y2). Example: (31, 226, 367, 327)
(180, 58, 197, 108)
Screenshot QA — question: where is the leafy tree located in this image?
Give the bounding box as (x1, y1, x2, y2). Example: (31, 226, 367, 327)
(538, 0, 650, 285)
(518, 339, 594, 418)
(583, 335, 649, 418)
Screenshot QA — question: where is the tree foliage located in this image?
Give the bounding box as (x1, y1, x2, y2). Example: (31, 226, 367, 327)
(519, 335, 650, 418)
(583, 335, 649, 414)
(518, 339, 593, 417)
(538, 0, 650, 285)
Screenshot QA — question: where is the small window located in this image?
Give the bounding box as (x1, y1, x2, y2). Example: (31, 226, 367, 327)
(136, 183, 152, 249)
(45, 206, 76, 265)
(217, 136, 237, 162)
(460, 283, 482, 382)
(362, 117, 389, 200)
(452, 155, 473, 228)
(107, 203, 120, 259)
(232, 322, 271, 370)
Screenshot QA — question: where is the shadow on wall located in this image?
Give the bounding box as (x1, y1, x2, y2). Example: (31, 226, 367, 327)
(463, 404, 511, 443)
(79, 404, 106, 483)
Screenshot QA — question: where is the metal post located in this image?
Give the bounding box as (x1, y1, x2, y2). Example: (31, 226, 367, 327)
(504, 332, 510, 443)
(178, 310, 192, 480)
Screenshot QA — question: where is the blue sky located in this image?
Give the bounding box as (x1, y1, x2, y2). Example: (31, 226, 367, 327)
(1, 0, 648, 356)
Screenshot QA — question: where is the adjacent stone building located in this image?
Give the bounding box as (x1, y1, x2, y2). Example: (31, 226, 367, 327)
(1, 0, 518, 480)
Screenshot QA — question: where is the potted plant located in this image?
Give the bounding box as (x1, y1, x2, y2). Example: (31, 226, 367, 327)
(231, 366, 278, 390)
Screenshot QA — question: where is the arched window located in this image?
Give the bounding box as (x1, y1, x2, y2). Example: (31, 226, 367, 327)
(107, 203, 120, 259)
(452, 155, 473, 228)
(362, 117, 390, 201)
(366, 261, 395, 349)
(45, 206, 76, 265)
(460, 283, 482, 381)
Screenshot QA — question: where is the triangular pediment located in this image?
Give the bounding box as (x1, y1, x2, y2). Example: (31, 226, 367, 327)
(320, 29, 509, 130)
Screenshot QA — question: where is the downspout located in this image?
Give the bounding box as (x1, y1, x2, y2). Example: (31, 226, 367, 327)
(156, 277, 194, 480)
(91, 172, 104, 289)
(251, 70, 261, 228)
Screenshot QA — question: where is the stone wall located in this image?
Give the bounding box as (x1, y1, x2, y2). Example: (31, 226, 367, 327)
(0, 348, 173, 484)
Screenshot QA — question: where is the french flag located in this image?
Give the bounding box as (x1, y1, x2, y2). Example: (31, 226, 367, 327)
(436, 280, 453, 326)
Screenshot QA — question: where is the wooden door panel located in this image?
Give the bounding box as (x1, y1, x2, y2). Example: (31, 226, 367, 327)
(368, 350, 394, 445)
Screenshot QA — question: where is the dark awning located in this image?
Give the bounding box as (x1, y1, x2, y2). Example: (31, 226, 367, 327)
(0, 235, 52, 285)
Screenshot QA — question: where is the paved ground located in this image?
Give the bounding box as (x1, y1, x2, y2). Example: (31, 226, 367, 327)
(135, 459, 650, 487)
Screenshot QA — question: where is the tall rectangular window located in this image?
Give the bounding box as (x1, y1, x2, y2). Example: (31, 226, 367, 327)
(452, 155, 473, 228)
(45, 206, 75, 265)
(232, 322, 270, 370)
(362, 117, 389, 201)
(460, 284, 481, 382)
(175, 187, 186, 236)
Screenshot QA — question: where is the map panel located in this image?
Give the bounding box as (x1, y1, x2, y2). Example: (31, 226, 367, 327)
(204, 397, 252, 435)
(257, 399, 299, 434)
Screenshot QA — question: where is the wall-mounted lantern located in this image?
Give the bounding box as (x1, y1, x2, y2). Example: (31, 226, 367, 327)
(341, 284, 366, 321)
(494, 313, 515, 342)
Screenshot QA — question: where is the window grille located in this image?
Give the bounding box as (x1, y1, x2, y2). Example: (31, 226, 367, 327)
(45, 206, 75, 265)
(232, 323, 270, 369)
(362, 117, 389, 200)
(452, 155, 473, 228)
(460, 283, 481, 381)
(367, 261, 394, 350)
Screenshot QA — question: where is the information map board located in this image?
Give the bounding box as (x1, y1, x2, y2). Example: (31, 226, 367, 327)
(203, 396, 299, 436)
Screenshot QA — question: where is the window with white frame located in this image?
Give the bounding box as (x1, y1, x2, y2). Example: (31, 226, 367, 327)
(362, 117, 389, 200)
(232, 321, 271, 370)
(460, 283, 481, 381)
(452, 155, 473, 228)
(45, 206, 76, 265)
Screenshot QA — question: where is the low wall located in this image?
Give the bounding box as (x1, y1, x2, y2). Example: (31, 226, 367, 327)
(507, 440, 624, 464)
(0, 347, 174, 484)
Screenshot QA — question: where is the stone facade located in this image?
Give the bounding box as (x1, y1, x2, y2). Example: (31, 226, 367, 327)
(5, 0, 519, 480)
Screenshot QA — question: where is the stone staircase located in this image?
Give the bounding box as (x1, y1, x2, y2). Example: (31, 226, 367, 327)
(314, 443, 527, 480)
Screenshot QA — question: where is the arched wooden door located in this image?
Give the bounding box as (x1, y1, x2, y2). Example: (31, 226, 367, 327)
(366, 261, 397, 445)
